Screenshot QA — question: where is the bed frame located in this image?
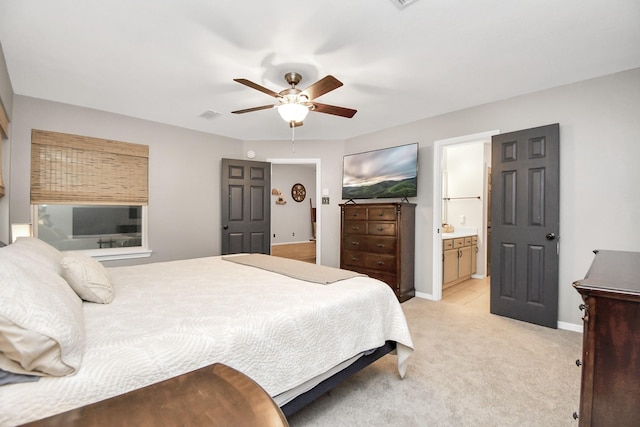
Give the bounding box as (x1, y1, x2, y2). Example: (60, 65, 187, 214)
(281, 341, 396, 416)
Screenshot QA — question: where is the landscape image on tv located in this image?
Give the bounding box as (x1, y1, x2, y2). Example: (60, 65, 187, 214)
(342, 143, 418, 200)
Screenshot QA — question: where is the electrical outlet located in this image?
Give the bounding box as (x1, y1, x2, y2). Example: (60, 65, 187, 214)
(322, 197, 330, 205)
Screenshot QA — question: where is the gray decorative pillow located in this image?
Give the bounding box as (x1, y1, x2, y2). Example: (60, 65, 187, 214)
(61, 251, 114, 304)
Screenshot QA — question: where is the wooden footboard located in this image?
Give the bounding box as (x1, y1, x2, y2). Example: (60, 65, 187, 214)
(280, 341, 397, 417)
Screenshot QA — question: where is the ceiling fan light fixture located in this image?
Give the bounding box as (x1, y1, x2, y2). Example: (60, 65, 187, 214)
(277, 102, 309, 123)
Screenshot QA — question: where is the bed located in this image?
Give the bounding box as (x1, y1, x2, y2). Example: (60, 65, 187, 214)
(0, 238, 413, 426)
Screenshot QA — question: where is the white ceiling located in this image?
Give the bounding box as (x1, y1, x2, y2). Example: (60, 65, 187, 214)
(1, 0, 639, 141)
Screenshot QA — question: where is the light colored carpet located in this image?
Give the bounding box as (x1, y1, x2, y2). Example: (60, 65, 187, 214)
(287, 294, 582, 426)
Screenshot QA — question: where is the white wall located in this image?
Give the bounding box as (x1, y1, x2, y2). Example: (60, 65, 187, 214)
(271, 163, 316, 244)
(346, 67, 640, 327)
(444, 142, 486, 275)
(444, 143, 484, 230)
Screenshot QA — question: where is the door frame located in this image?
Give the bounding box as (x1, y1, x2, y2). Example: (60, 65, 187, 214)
(267, 158, 322, 265)
(431, 130, 499, 300)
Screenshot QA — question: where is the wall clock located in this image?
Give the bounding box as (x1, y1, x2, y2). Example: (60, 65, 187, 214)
(291, 183, 306, 202)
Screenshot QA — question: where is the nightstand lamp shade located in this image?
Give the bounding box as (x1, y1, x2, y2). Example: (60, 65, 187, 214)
(11, 223, 33, 243)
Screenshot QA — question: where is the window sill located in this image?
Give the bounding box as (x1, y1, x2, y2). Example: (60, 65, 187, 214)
(74, 247, 153, 262)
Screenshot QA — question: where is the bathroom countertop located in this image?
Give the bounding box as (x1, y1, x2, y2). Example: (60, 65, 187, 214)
(442, 227, 478, 239)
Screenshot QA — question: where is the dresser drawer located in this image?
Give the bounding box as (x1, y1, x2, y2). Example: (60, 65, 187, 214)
(443, 239, 453, 250)
(343, 235, 397, 255)
(368, 222, 396, 236)
(343, 206, 367, 221)
(453, 238, 465, 248)
(366, 206, 397, 221)
(342, 251, 397, 273)
(343, 221, 366, 234)
(464, 236, 473, 246)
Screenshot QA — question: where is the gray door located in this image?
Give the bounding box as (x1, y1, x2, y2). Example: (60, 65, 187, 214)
(490, 124, 560, 328)
(221, 158, 271, 255)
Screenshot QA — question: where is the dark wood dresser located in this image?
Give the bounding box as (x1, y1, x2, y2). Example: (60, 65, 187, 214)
(340, 202, 415, 302)
(573, 250, 640, 426)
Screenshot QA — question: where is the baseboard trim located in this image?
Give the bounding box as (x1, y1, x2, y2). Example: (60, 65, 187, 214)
(557, 321, 583, 333)
(415, 291, 584, 333)
(415, 291, 436, 300)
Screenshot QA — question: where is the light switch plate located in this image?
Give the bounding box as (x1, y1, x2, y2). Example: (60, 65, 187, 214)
(322, 197, 330, 205)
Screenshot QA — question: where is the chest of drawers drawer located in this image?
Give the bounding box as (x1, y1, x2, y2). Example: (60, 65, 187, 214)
(343, 206, 368, 220)
(342, 235, 397, 255)
(342, 250, 397, 273)
(343, 221, 366, 234)
(368, 222, 396, 236)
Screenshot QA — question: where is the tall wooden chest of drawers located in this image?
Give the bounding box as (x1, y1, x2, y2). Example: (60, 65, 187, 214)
(573, 250, 640, 426)
(340, 202, 415, 302)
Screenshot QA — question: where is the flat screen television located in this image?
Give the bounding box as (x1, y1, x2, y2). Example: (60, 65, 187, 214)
(342, 143, 418, 200)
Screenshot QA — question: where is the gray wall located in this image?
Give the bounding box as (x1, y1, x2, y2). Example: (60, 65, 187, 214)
(4, 34, 639, 328)
(0, 43, 13, 244)
(5, 94, 346, 268)
(8, 95, 241, 266)
(346, 67, 640, 327)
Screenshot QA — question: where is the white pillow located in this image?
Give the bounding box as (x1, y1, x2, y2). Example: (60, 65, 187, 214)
(61, 252, 114, 304)
(7, 237, 64, 274)
(0, 257, 85, 376)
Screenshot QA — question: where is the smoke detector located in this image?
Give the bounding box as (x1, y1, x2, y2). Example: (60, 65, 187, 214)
(390, 0, 418, 8)
(200, 110, 222, 120)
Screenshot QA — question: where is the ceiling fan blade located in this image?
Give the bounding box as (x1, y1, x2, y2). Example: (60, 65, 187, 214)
(233, 78, 279, 98)
(301, 75, 343, 100)
(311, 102, 357, 118)
(231, 104, 274, 114)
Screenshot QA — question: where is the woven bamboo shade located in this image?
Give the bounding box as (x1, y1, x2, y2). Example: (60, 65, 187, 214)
(31, 130, 149, 205)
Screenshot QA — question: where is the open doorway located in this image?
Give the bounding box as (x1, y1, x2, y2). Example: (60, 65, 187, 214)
(268, 158, 322, 264)
(431, 130, 498, 302)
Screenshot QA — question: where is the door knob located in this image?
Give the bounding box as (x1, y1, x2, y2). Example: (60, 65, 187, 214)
(546, 233, 556, 241)
(223, 225, 228, 230)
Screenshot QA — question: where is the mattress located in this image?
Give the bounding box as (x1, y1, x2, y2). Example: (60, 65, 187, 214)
(0, 255, 413, 425)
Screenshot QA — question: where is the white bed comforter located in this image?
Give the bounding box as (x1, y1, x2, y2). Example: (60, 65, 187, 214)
(0, 256, 413, 426)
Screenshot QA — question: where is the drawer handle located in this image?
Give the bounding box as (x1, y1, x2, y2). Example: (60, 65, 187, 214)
(377, 261, 385, 266)
(376, 243, 385, 248)
(377, 211, 384, 216)
(351, 241, 359, 246)
(351, 226, 359, 231)
(351, 257, 358, 262)
(352, 212, 359, 217)
(575, 359, 581, 367)
(573, 412, 579, 420)
(579, 303, 585, 311)
(377, 227, 384, 231)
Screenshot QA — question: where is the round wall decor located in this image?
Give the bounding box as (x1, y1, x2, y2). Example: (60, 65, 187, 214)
(291, 183, 306, 202)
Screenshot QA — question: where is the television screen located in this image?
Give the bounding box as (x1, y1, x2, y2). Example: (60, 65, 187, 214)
(342, 143, 418, 200)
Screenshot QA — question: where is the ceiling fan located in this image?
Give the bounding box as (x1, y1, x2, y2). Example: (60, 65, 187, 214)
(231, 72, 357, 128)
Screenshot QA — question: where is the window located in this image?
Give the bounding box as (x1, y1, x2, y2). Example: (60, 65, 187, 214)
(31, 130, 150, 259)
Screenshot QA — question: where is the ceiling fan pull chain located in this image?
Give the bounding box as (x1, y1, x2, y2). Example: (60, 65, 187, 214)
(291, 125, 295, 152)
